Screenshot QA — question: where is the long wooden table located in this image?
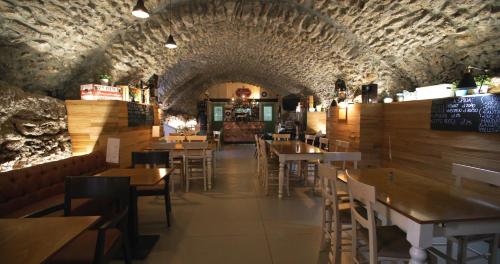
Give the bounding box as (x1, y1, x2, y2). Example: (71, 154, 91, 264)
(266, 140, 324, 198)
(339, 168, 500, 264)
(145, 142, 215, 189)
(95, 168, 172, 259)
(0, 216, 99, 264)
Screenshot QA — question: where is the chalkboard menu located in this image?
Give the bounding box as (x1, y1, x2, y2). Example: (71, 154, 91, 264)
(431, 94, 500, 133)
(127, 102, 154, 127)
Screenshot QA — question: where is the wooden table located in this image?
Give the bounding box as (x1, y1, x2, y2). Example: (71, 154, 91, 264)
(145, 142, 215, 189)
(339, 168, 500, 264)
(0, 216, 99, 264)
(266, 140, 324, 198)
(95, 168, 172, 259)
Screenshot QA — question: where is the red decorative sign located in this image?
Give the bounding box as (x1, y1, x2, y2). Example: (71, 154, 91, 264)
(235, 88, 251, 98)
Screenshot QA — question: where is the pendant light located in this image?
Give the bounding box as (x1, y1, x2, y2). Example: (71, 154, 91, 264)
(165, 0, 177, 49)
(132, 0, 150, 19)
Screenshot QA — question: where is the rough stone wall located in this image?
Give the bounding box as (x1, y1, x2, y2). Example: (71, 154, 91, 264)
(1, 0, 499, 115)
(0, 81, 71, 171)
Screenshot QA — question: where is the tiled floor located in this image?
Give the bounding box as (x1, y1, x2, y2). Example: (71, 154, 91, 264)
(127, 144, 327, 264)
(114, 144, 497, 264)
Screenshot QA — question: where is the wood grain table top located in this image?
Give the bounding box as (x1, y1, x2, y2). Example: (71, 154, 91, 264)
(95, 168, 172, 186)
(0, 216, 99, 264)
(266, 140, 324, 155)
(339, 168, 500, 224)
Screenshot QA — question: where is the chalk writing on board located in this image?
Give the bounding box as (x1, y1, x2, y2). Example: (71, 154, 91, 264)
(431, 94, 499, 133)
(127, 102, 154, 127)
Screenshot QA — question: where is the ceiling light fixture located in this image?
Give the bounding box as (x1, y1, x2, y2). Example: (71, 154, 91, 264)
(132, 0, 150, 19)
(165, 0, 177, 49)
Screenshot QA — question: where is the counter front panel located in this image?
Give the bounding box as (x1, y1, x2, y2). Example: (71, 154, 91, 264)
(223, 122, 264, 142)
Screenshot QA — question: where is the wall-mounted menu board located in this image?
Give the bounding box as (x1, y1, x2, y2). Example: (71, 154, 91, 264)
(431, 94, 499, 133)
(127, 102, 154, 127)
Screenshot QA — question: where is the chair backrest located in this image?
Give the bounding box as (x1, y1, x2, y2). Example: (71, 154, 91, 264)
(165, 135, 185, 142)
(272, 133, 290, 141)
(335, 140, 350, 152)
(213, 131, 221, 140)
(322, 152, 361, 170)
(64, 176, 130, 217)
(319, 137, 329, 150)
(132, 151, 170, 168)
(452, 163, 500, 187)
(258, 139, 269, 173)
(150, 142, 178, 150)
(186, 135, 207, 142)
(182, 142, 209, 157)
(255, 134, 261, 155)
(347, 174, 378, 264)
(305, 134, 315, 145)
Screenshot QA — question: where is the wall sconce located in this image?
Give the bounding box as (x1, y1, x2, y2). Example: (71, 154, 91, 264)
(338, 101, 348, 121)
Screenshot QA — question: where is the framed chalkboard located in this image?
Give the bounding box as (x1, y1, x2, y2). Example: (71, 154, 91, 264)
(431, 94, 499, 133)
(127, 102, 154, 127)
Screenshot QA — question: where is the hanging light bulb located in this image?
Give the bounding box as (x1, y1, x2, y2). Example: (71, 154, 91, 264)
(132, 0, 150, 18)
(165, 0, 177, 49)
(165, 34, 177, 49)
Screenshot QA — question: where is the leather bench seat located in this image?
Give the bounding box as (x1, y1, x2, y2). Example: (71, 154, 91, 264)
(0, 152, 107, 218)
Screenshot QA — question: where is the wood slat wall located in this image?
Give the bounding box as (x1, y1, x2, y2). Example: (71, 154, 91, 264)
(327, 100, 500, 186)
(66, 100, 158, 168)
(381, 100, 500, 185)
(306, 112, 326, 134)
(327, 104, 383, 167)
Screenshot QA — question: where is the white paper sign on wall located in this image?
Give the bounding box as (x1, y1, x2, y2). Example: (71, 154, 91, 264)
(106, 137, 120, 164)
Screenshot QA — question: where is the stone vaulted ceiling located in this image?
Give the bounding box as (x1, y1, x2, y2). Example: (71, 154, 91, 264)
(0, 0, 499, 114)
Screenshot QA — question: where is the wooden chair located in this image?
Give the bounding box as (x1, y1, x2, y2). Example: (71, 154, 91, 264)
(166, 135, 185, 143)
(131, 151, 171, 227)
(335, 140, 350, 152)
(323, 152, 361, 170)
(319, 163, 352, 264)
(272, 133, 290, 141)
(259, 139, 289, 196)
(305, 134, 316, 145)
(320, 152, 361, 196)
(47, 176, 131, 264)
(438, 164, 500, 264)
(149, 142, 184, 194)
(347, 175, 411, 264)
(186, 135, 207, 142)
(213, 131, 222, 151)
(182, 142, 209, 192)
(319, 137, 329, 151)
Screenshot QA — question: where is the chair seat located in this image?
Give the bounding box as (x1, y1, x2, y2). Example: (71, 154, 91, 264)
(359, 225, 411, 259)
(47, 229, 121, 264)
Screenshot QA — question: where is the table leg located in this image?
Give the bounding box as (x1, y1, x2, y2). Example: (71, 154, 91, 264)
(406, 222, 433, 264)
(128, 186, 159, 260)
(278, 161, 285, 199)
(207, 155, 213, 190)
(410, 247, 428, 264)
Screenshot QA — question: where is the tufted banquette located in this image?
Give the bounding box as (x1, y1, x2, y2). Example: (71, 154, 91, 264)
(0, 152, 107, 218)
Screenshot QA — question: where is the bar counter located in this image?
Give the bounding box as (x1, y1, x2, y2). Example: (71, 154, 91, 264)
(223, 121, 264, 142)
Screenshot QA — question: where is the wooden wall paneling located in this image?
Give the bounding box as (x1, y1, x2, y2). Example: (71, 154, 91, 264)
(381, 100, 500, 186)
(306, 112, 326, 134)
(65, 100, 155, 168)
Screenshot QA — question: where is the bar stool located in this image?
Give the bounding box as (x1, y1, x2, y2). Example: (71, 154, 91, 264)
(182, 142, 208, 192)
(347, 175, 411, 264)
